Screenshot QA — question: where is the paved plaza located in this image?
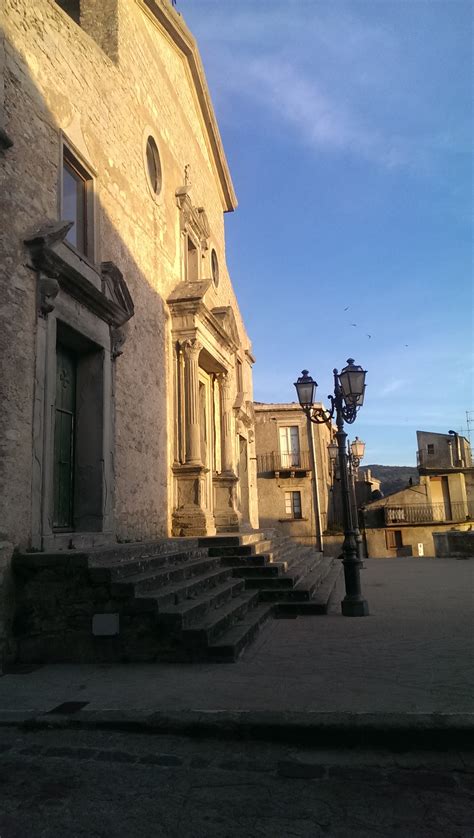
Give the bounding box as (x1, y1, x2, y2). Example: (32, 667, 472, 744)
(1, 558, 473, 729)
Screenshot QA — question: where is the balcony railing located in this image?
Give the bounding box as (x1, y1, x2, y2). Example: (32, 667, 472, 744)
(384, 501, 473, 525)
(257, 450, 312, 474)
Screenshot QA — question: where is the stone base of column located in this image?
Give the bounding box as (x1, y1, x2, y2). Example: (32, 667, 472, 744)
(213, 471, 239, 533)
(172, 464, 215, 537)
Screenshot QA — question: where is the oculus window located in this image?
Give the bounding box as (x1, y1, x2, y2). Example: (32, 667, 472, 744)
(211, 248, 219, 287)
(146, 136, 162, 196)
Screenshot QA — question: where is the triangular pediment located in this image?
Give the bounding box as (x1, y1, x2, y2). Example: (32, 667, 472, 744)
(211, 306, 240, 348)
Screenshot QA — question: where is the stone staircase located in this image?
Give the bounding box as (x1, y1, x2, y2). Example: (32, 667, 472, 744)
(201, 531, 342, 615)
(12, 532, 341, 665)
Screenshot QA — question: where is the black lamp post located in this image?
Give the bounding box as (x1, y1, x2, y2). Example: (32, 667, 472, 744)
(294, 360, 369, 617)
(348, 436, 366, 561)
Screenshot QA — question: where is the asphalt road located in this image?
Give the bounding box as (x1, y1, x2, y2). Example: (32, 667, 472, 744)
(0, 727, 472, 838)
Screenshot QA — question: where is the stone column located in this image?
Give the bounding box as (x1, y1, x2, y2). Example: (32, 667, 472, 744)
(218, 372, 234, 473)
(182, 338, 202, 465)
(213, 371, 239, 532)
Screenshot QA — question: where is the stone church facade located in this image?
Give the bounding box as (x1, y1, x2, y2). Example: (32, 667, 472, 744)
(0, 0, 259, 568)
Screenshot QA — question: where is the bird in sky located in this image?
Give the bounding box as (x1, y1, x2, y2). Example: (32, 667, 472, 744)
(351, 323, 357, 327)
(367, 334, 372, 339)
(344, 306, 350, 311)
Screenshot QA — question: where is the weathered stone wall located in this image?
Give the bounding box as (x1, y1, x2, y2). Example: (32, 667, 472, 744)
(0, 542, 16, 668)
(2, 0, 255, 547)
(433, 529, 474, 558)
(365, 522, 473, 558)
(12, 552, 169, 663)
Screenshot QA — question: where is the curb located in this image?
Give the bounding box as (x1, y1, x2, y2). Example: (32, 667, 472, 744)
(1, 710, 473, 750)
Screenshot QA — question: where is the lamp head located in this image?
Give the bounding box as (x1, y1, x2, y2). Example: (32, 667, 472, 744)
(338, 358, 367, 408)
(294, 370, 317, 410)
(350, 436, 366, 461)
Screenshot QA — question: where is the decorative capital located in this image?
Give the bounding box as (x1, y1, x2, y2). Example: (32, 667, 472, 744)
(180, 337, 202, 361)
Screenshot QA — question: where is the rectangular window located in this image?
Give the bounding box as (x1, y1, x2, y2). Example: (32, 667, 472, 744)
(236, 359, 243, 394)
(186, 235, 199, 281)
(62, 146, 93, 257)
(427, 444, 435, 455)
(285, 491, 302, 519)
(279, 426, 300, 468)
(386, 529, 402, 549)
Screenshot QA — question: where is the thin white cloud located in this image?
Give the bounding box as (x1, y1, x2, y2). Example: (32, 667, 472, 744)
(234, 57, 402, 167)
(379, 379, 406, 397)
(184, 0, 469, 169)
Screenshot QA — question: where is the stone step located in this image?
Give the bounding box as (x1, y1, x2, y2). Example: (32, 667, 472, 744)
(88, 538, 200, 566)
(275, 561, 342, 615)
(292, 556, 332, 593)
(198, 533, 265, 548)
(106, 548, 210, 581)
(152, 577, 246, 629)
(244, 576, 295, 590)
(248, 555, 334, 604)
(231, 562, 288, 578)
(112, 555, 224, 595)
(181, 590, 260, 650)
(136, 567, 235, 610)
(287, 553, 325, 587)
(207, 604, 274, 662)
(207, 540, 272, 557)
(218, 553, 274, 568)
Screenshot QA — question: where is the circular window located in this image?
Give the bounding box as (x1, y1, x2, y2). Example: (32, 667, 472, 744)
(145, 136, 162, 196)
(211, 249, 219, 287)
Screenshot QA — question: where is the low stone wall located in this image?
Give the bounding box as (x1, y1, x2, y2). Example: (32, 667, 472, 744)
(0, 541, 16, 669)
(322, 535, 344, 558)
(12, 552, 171, 663)
(433, 530, 474, 558)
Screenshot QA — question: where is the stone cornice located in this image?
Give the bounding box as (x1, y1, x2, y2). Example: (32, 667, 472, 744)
(138, 0, 237, 212)
(25, 221, 134, 328)
(168, 282, 239, 354)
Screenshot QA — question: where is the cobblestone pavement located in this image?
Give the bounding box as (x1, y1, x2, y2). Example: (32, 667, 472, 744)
(0, 728, 473, 837)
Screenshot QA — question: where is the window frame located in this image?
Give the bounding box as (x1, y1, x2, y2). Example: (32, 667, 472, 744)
(284, 490, 302, 519)
(61, 142, 95, 261)
(386, 529, 403, 549)
(279, 425, 301, 468)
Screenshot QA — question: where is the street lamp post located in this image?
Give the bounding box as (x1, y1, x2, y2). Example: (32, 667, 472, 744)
(349, 436, 366, 560)
(294, 359, 369, 617)
(328, 435, 366, 560)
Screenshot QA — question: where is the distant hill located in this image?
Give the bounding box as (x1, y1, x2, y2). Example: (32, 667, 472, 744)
(363, 464, 418, 497)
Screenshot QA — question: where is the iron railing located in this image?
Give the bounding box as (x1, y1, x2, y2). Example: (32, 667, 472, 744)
(384, 500, 473, 525)
(256, 450, 312, 474)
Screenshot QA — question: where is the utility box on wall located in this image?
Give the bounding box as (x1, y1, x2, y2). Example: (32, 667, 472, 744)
(417, 543, 424, 556)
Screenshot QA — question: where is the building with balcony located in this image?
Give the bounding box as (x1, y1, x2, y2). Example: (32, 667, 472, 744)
(362, 430, 473, 557)
(254, 403, 333, 549)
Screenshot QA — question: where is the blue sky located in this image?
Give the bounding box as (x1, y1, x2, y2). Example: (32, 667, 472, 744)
(178, 0, 473, 465)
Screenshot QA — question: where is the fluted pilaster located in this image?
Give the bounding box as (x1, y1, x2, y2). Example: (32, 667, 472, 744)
(181, 338, 202, 465)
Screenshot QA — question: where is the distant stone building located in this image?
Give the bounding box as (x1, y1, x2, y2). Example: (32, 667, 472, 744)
(0, 0, 259, 651)
(362, 431, 474, 557)
(254, 403, 332, 549)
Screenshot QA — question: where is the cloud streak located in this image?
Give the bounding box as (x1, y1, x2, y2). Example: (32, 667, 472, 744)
(229, 57, 405, 168)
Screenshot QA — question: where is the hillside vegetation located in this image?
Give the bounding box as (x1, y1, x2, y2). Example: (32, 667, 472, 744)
(364, 464, 418, 497)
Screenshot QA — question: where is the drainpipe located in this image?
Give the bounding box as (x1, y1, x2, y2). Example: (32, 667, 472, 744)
(307, 416, 323, 552)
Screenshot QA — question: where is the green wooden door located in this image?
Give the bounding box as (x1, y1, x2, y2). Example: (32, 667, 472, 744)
(53, 345, 77, 529)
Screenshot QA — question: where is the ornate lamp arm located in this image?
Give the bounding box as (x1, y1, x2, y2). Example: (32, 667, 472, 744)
(304, 398, 334, 426)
